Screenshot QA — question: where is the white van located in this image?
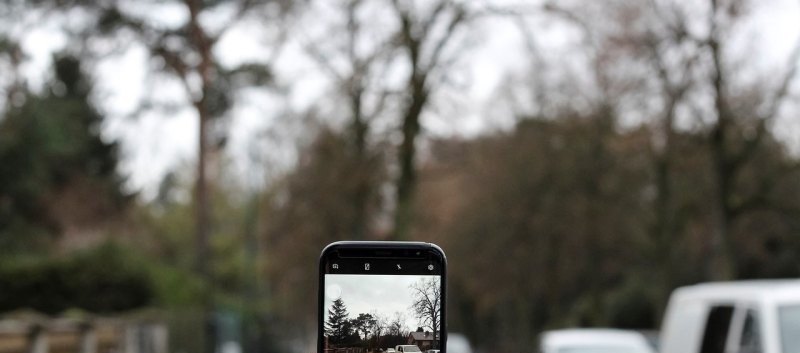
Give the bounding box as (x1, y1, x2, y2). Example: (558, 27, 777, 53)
(659, 280, 800, 353)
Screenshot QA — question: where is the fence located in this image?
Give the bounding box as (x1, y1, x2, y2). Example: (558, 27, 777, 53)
(0, 318, 167, 353)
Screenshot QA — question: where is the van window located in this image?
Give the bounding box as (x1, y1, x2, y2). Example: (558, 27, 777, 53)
(739, 310, 761, 353)
(779, 305, 800, 353)
(700, 305, 734, 353)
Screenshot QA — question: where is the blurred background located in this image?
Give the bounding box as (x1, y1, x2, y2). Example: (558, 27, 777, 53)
(1, 0, 800, 352)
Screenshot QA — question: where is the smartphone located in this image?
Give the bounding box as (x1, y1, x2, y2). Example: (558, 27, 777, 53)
(318, 241, 447, 353)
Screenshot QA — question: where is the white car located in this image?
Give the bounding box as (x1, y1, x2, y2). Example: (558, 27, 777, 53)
(539, 329, 656, 353)
(395, 345, 421, 353)
(660, 280, 800, 353)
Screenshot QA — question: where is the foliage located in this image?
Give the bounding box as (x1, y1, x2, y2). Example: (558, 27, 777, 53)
(1, 2, 800, 353)
(263, 128, 386, 326)
(413, 114, 800, 350)
(325, 298, 352, 345)
(351, 313, 377, 344)
(0, 242, 153, 314)
(325, 298, 406, 349)
(135, 165, 266, 307)
(0, 55, 128, 254)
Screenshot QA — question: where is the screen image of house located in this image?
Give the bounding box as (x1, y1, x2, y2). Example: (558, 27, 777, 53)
(323, 275, 441, 353)
(408, 330, 439, 350)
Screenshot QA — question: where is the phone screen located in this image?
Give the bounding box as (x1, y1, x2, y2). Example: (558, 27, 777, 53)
(319, 242, 446, 353)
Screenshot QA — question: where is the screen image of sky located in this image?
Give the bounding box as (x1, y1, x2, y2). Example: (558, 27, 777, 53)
(324, 274, 440, 331)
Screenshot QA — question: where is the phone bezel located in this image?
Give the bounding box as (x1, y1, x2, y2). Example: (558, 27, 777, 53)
(317, 241, 447, 353)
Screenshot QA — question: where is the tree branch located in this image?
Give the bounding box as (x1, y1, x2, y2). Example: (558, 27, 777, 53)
(426, 3, 467, 73)
(760, 33, 800, 121)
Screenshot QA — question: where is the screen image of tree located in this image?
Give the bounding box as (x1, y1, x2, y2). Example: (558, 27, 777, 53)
(324, 275, 441, 352)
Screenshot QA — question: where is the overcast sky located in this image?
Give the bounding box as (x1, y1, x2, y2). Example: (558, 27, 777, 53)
(7, 0, 800, 197)
(324, 274, 440, 332)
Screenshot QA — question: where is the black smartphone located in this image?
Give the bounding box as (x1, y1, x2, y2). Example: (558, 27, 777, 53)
(318, 241, 447, 353)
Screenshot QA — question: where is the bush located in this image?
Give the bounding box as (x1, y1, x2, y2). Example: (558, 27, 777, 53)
(0, 242, 154, 314)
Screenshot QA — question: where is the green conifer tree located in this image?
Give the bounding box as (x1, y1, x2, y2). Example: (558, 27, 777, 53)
(325, 298, 352, 345)
(0, 54, 127, 252)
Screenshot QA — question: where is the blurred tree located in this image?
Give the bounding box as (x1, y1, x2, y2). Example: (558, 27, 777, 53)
(476, 115, 646, 347)
(389, 0, 472, 239)
(701, 0, 800, 280)
(122, 158, 281, 353)
(302, 0, 398, 239)
(262, 128, 385, 330)
(551, 0, 707, 318)
(633, 0, 701, 316)
(44, 0, 291, 286)
(0, 55, 128, 253)
(535, 0, 800, 296)
(136, 161, 265, 303)
(556, 0, 800, 283)
(61, 3, 294, 351)
(415, 108, 800, 351)
(300, 0, 480, 239)
(0, 35, 24, 113)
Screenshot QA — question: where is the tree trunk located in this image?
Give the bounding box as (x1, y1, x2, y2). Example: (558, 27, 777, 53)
(350, 84, 369, 239)
(652, 86, 678, 320)
(707, 8, 736, 280)
(187, 0, 213, 287)
(394, 74, 427, 240)
(186, 1, 215, 353)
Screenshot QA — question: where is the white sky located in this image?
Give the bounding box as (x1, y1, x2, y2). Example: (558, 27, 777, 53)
(324, 274, 441, 332)
(7, 0, 800, 197)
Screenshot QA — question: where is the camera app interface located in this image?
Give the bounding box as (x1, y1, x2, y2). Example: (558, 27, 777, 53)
(323, 260, 442, 353)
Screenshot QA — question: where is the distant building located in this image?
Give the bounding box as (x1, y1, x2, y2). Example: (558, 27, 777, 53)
(407, 331, 438, 350)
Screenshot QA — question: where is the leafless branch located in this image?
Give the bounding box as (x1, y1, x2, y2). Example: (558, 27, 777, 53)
(426, 4, 467, 73)
(421, 1, 449, 41)
(301, 35, 345, 82)
(760, 35, 800, 121)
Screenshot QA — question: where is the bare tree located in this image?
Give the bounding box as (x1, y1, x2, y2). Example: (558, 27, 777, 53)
(701, 0, 800, 279)
(537, 0, 800, 282)
(301, 0, 477, 239)
(389, 311, 407, 337)
(390, 0, 471, 239)
(369, 312, 389, 347)
(301, 0, 396, 238)
(609, 0, 704, 315)
(409, 277, 441, 348)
